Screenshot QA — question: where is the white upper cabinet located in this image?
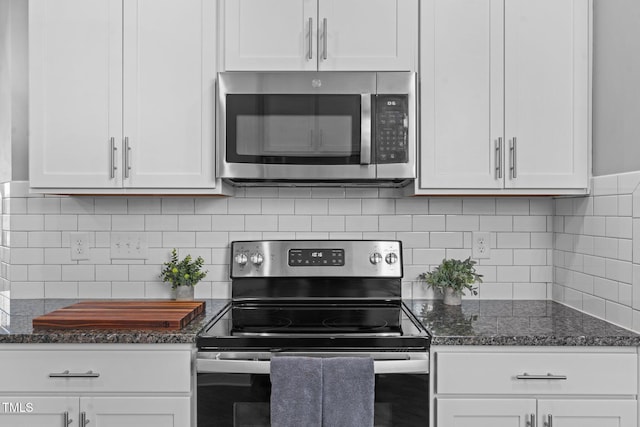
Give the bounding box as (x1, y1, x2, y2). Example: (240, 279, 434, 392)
(29, 0, 123, 189)
(222, 0, 418, 71)
(418, 0, 590, 195)
(29, 0, 218, 193)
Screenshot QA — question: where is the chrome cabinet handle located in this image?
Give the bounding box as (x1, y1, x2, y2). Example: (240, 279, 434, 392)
(495, 137, 503, 179)
(322, 18, 328, 60)
(509, 137, 517, 179)
(526, 413, 535, 427)
(63, 411, 72, 426)
(109, 137, 117, 179)
(544, 414, 552, 427)
(49, 370, 100, 378)
(516, 373, 567, 380)
(308, 17, 313, 60)
(80, 411, 89, 426)
(360, 94, 372, 165)
(124, 136, 131, 178)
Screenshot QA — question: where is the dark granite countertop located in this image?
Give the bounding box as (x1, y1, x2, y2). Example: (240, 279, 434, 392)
(411, 300, 640, 346)
(1, 299, 639, 346)
(0, 299, 228, 344)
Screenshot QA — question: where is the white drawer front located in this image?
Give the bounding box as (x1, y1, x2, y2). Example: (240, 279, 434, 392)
(0, 349, 191, 393)
(436, 351, 637, 395)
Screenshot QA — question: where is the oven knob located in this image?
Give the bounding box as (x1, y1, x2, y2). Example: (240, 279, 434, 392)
(234, 253, 248, 267)
(250, 252, 264, 267)
(369, 252, 383, 265)
(385, 252, 398, 265)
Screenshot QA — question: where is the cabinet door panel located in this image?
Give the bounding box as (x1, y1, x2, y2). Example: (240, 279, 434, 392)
(504, 0, 589, 189)
(419, 0, 503, 189)
(0, 397, 79, 426)
(318, 0, 417, 71)
(123, 0, 215, 188)
(537, 400, 637, 427)
(83, 396, 190, 427)
(437, 398, 534, 427)
(29, 0, 122, 188)
(224, 0, 317, 71)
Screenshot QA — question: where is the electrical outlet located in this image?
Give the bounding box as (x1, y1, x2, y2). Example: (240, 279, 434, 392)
(110, 232, 148, 260)
(472, 232, 491, 259)
(70, 232, 91, 261)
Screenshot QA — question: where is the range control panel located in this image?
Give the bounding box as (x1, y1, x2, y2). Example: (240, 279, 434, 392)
(231, 240, 402, 278)
(288, 249, 345, 267)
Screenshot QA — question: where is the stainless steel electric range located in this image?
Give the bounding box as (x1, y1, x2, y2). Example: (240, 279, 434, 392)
(196, 240, 431, 427)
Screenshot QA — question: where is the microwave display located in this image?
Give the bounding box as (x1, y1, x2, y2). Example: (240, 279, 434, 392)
(375, 95, 408, 164)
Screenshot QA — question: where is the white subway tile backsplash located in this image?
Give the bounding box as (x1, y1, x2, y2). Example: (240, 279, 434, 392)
(592, 237, 618, 259)
(618, 195, 633, 216)
(605, 300, 633, 329)
(531, 266, 553, 283)
(27, 198, 60, 214)
(78, 281, 112, 299)
(95, 198, 127, 214)
(429, 232, 463, 248)
(412, 215, 446, 231)
(78, 215, 111, 231)
(593, 174, 618, 196)
(479, 282, 512, 299)
(362, 199, 395, 215)
(605, 259, 633, 284)
(44, 281, 79, 298)
(618, 172, 640, 194)
(195, 198, 228, 214)
(496, 199, 530, 215)
(44, 215, 78, 231)
(446, 215, 479, 231)
(395, 198, 428, 214)
(60, 198, 94, 214)
(593, 196, 618, 216)
(211, 215, 244, 231)
(95, 265, 128, 282)
(462, 198, 496, 215)
(128, 198, 161, 214)
(178, 215, 212, 232)
(161, 198, 195, 214)
(312, 216, 345, 232)
(162, 231, 196, 248)
(583, 216, 606, 236)
(262, 199, 295, 215)
(228, 198, 261, 214)
(295, 199, 328, 215)
(497, 266, 530, 282)
(10, 215, 44, 231)
(245, 215, 278, 232)
(514, 216, 547, 232)
(379, 215, 412, 232)
(345, 216, 378, 232)
(429, 198, 462, 214)
(582, 294, 606, 318)
(396, 232, 429, 249)
(328, 199, 361, 215)
(112, 214, 145, 231)
(28, 265, 62, 281)
(145, 215, 178, 231)
(278, 215, 311, 232)
(62, 265, 95, 281)
(513, 249, 547, 266)
(111, 281, 145, 299)
(480, 216, 513, 232)
(497, 233, 531, 249)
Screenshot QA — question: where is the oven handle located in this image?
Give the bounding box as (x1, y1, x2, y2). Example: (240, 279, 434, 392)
(360, 94, 372, 165)
(196, 352, 429, 375)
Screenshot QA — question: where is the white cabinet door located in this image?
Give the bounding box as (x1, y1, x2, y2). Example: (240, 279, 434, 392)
(537, 400, 637, 427)
(419, 0, 503, 189)
(437, 398, 535, 427)
(224, 0, 317, 71)
(318, 0, 417, 71)
(504, 0, 589, 189)
(82, 396, 190, 427)
(0, 397, 79, 426)
(29, 0, 123, 189)
(123, 0, 216, 188)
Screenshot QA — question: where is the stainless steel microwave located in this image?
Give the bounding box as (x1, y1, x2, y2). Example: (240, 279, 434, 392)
(217, 72, 416, 186)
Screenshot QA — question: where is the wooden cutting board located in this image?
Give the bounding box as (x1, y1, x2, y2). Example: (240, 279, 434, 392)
(32, 300, 206, 330)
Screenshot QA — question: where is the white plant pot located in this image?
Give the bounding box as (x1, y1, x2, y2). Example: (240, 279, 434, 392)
(443, 288, 462, 306)
(174, 285, 195, 301)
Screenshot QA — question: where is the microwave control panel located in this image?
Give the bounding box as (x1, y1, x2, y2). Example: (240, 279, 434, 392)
(374, 95, 408, 164)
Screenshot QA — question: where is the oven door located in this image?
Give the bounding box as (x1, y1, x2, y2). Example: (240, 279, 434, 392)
(196, 352, 429, 427)
(218, 72, 376, 181)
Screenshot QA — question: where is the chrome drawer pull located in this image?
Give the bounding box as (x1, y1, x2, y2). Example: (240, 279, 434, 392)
(526, 413, 535, 427)
(49, 370, 100, 378)
(544, 414, 553, 427)
(516, 372, 567, 380)
(63, 411, 73, 426)
(80, 411, 89, 426)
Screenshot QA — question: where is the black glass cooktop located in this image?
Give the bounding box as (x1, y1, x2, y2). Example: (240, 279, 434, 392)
(197, 301, 431, 352)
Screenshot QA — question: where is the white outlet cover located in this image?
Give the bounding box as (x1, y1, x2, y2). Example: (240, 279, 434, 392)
(110, 232, 148, 260)
(472, 231, 491, 259)
(70, 232, 91, 261)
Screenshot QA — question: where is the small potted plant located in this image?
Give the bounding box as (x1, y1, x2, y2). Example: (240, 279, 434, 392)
(417, 257, 483, 305)
(160, 249, 208, 300)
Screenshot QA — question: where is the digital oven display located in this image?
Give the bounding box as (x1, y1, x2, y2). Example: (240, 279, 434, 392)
(288, 249, 345, 266)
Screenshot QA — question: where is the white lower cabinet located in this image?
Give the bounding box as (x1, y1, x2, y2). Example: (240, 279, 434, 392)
(432, 346, 638, 427)
(0, 344, 193, 427)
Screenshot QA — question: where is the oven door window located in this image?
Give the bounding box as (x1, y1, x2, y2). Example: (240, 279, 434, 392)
(197, 372, 428, 427)
(226, 94, 363, 165)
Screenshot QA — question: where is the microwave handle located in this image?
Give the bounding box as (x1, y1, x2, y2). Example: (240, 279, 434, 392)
(360, 94, 372, 165)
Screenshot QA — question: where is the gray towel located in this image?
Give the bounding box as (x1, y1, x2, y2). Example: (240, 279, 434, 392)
(270, 356, 323, 427)
(322, 357, 375, 427)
